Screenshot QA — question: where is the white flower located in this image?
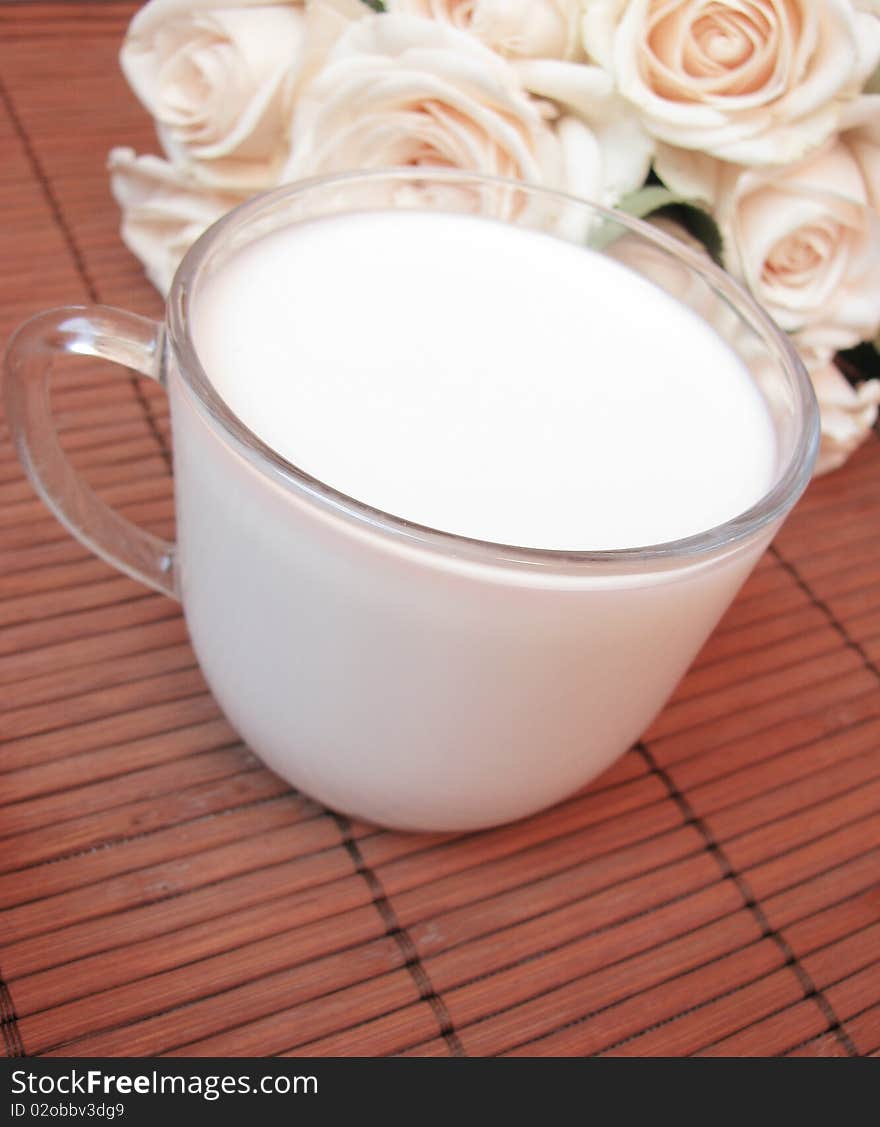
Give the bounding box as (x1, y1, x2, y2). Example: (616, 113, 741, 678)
(806, 350, 880, 473)
(108, 147, 244, 293)
(583, 0, 880, 165)
(285, 14, 649, 208)
(384, 0, 586, 61)
(120, 0, 363, 192)
(508, 57, 653, 204)
(657, 97, 880, 354)
(843, 93, 880, 210)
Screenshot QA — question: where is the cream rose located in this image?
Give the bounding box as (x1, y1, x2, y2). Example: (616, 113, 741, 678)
(583, 0, 880, 165)
(807, 351, 880, 473)
(285, 15, 650, 208)
(657, 98, 880, 354)
(508, 57, 653, 205)
(108, 147, 245, 294)
(384, 0, 586, 61)
(120, 0, 363, 192)
(843, 92, 880, 210)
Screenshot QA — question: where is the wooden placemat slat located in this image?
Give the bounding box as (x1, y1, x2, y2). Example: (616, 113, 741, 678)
(1, 3, 878, 1057)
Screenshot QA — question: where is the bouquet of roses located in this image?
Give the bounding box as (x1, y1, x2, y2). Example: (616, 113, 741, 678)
(109, 0, 880, 473)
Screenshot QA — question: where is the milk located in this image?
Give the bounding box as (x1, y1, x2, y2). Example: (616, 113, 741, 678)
(191, 211, 776, 551)
(168, 207, 783, 830)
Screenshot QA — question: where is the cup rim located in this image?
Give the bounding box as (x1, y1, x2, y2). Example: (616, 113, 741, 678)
(167, 167, 820, 572)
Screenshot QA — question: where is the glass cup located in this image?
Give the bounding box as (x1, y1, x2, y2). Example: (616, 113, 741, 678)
(3, 169, 819, 832)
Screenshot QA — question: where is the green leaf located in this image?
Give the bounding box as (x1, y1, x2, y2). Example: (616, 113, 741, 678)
(655, 202, 724, 265)
(612, 184, 724, 264)
(361, 0, 386, 10)
(615, 185, 688, 220)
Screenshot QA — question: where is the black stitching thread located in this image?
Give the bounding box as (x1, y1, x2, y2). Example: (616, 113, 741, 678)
(331, 813, 466, 1056)
(0, 974, 25, 1057)
(637, 742, 858, 1056)
(786, 984, 880, 1056)
(0, 76, 173, 476)
(769, 544, 880, 684)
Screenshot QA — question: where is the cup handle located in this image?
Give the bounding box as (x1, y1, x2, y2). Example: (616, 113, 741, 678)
(3, 305, 178, 599)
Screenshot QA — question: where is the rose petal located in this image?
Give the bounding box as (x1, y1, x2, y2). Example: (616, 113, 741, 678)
(584, 0, 868, 165)
(107, 146, 244, 294)
(808, 357, 880, 474)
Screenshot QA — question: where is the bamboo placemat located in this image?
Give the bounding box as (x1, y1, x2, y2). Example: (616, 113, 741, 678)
(1, 2, 879, 1059)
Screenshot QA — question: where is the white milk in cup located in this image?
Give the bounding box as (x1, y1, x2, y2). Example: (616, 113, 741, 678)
(3, 171, 819, 832)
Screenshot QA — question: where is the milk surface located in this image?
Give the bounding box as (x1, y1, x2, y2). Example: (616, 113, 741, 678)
(192, 210, 776, 551)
